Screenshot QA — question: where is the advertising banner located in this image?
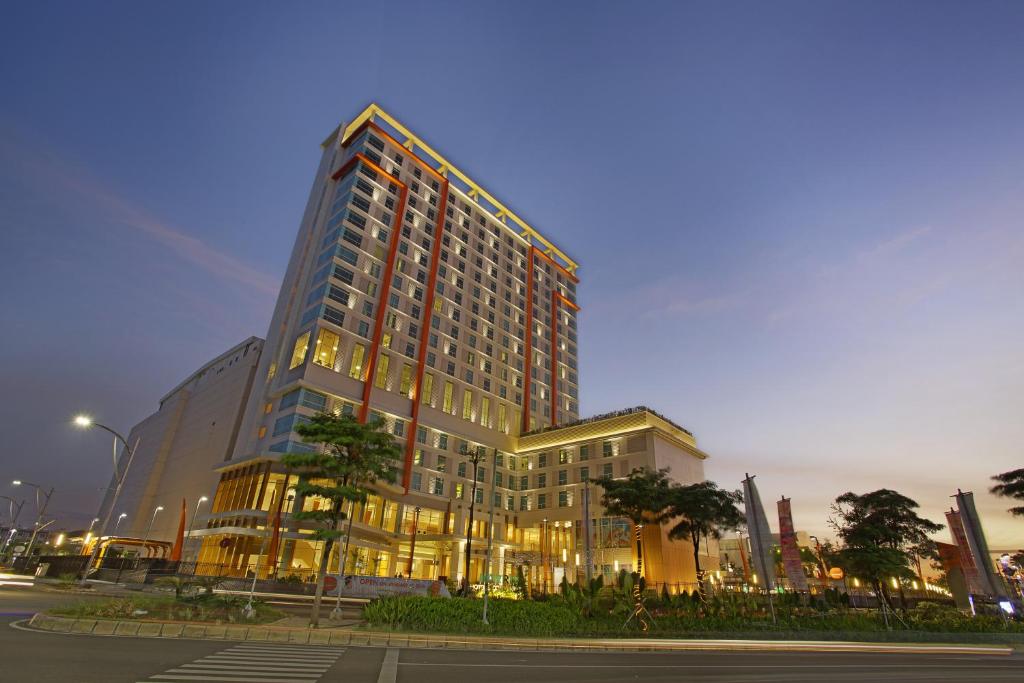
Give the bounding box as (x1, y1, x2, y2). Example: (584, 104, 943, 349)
(741, 474, 775, 590)
(325, 575, 451, 599)
(777, 497, 808, 592)
(945, 508, 985, 596)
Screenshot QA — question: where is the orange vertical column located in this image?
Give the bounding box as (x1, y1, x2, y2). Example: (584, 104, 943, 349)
(357, 170, 409, 424)
(402, 179, 450, 490)
(521, 246, 535, 433)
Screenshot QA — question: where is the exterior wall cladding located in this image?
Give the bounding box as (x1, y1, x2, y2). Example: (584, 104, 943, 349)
(197, 104, 713, 591)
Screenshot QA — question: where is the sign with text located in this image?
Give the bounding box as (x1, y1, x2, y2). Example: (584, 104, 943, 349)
(325, 575, 451, 599)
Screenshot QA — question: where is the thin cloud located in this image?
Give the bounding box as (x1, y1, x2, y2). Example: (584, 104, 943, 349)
(1, 128, 279, 296)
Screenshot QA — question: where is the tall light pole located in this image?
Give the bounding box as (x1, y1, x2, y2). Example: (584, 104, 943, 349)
(459, 446, 486, 596)
(1, 496, 25, 556)
(406, 506, 421, 577)
(113, 512, 127, 532)
(141, 506, 163, 558)
(482, 449, 499, 624)
(185, 496, 209, 563)
(13, 480, 55, 560)
(73, 414, 140, 585)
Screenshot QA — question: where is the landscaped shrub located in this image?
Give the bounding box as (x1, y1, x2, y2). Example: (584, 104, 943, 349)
(362, 593, 1024, 641)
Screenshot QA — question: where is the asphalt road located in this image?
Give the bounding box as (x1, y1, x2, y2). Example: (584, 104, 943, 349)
(2, 584, 1021, 683)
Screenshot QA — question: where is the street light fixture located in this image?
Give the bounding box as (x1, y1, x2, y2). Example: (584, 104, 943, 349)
(458, 445, 488, 596)
(12, 480, 55, 560)
(73, 414, 140, 585)
(114, 512, 127, 532)
(185, 496, 209, 562)
(140, 506, 163, 558)
(1, 496, 25, 556)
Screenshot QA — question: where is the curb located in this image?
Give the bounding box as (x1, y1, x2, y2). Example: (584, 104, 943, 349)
(22, 614, 1014, 656)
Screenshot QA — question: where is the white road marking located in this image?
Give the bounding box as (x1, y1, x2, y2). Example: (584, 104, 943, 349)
(143, 643, 345, 683)
(376, 647, 399, 683)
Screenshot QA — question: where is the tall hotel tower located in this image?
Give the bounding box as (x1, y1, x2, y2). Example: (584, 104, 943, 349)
(196, 105, 712, 589)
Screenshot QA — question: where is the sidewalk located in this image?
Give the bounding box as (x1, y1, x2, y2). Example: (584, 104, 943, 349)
(22, 613, 1015, 655)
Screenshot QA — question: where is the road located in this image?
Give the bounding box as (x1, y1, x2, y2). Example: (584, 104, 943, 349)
(2, 584, 1021, 682)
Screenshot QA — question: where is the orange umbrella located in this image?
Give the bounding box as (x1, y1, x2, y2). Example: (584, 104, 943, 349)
(169, 498, 186, 561)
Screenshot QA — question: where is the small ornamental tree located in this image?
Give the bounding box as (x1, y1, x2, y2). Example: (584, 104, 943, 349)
(830, 489, 942, 613)
(990, 468, 1024, 517)
(666, 481, 744, 599)
(592, 468, 672, 629)
(281, 413, 401, 628)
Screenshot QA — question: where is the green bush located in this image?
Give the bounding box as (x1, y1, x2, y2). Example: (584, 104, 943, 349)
(364, 595, 580, 636)
(362, 593, 1024, 641)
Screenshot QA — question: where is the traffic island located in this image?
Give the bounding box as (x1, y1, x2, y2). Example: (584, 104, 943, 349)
(21, 613, 1016, 655)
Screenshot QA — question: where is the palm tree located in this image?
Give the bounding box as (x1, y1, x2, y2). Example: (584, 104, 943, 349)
(666, 481, 744, 599)
(591, 468, 672, 630)
(990, 469, 1024, 517)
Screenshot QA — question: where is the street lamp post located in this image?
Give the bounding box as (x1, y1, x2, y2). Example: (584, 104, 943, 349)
(185, 496, 209, 564)
(406, 506, 421, 578)
(12, 480, 54, 560)
(141, 506, 164, 558)
(73, 415, 140, 585)
(482, 449, 499, 625)
(1, 496, 25, 556)
(459, 446, 487, 596)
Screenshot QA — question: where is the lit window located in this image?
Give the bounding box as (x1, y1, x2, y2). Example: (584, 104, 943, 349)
(498, 403, 507, 433)
(289, 331, 311, 369)
(312, 328, 341, 369)
(480, 397, 490, 426)
(400, 363, 414, 397)
(349, 343, 366, 380)
(375, 354, 390, 388)
(421, 373, 434, 405)
(443, 381, 454, 413)
(462, 390, 473, 420)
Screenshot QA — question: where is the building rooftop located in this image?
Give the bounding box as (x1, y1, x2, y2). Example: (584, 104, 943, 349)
(516, 406, 702, 456)
(328, 103, 578, 275)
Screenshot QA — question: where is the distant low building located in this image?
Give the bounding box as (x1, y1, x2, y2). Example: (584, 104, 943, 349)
(95, 337, 263, 555)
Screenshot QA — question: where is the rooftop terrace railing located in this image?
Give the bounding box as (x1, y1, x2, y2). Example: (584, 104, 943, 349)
(521, 406, 693, 439)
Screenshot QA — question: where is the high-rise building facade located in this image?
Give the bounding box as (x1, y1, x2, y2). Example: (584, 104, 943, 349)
(195, 105, 712, 589)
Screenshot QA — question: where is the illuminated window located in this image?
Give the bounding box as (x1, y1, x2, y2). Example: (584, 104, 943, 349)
(289, 331, 310, 369)
(462, 390, 473, 420)
(443, 381, 454, 413)
(312, 328, 341, 369)
(349, 343, 366, 380)
(498, 403, 507, 432)
(264, 403, 272, 414)
(400, 363, 414, 397)
(413, 449, 423, 466)
(421, 373, 434, 405)
(257, 426, 267, 439)
(382, 332, 392, 349)
(375, 354, 390, 389)
(455, 482, 464, 499)
(480, 397, 490, 426)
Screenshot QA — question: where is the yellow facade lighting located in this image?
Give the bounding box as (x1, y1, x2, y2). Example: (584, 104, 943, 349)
(337, 103, 578, 275)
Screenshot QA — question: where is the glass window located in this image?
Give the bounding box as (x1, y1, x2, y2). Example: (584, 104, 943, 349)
(421, 373, 433, 405)
(480, 397, 490, 426)
(400, 363, 414, 397)
(443, 381, 454, 413)
(288, 331, 310, 369)
(375, 354, 390, 389)
(349, 343, 366, 380)
(312, 328, 341, 369)
(462, 390, 473, 420)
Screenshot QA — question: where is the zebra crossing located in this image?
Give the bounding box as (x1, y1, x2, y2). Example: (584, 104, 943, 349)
(139, 642, 346, 682)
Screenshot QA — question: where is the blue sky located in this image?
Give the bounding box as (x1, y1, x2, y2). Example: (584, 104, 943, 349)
(1, 1, 1022, 547)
